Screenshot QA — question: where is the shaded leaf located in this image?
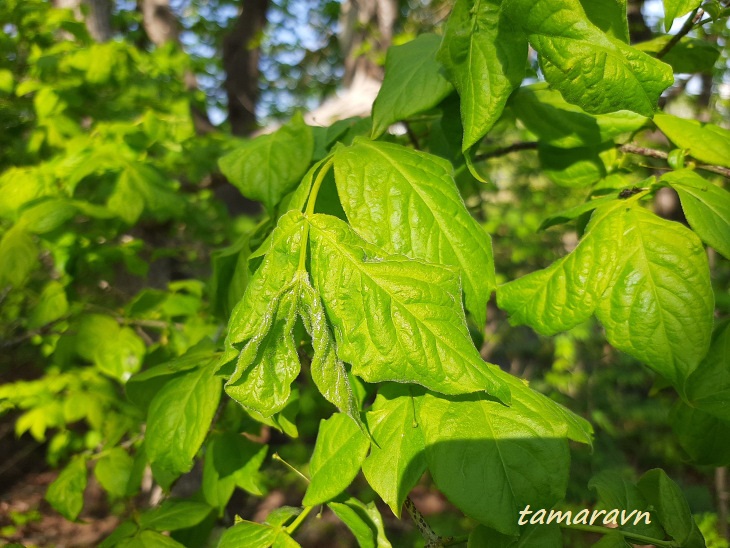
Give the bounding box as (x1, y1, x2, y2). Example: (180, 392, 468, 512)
(46, 456, 87, 521)
(371, 34, 454, 139)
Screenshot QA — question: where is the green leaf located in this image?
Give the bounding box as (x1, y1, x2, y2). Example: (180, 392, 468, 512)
(663, 0, 702, 30)
(417, 389, 570, 535)
(579, 0, 629, 42)
(682, 320, 730, 420)
(0, 226, 37, 287)
(636, 469, 697, 545)
(671, 402, 730, 466)
(207, 432, 267, 498)
(510, 84, 648, 148)
(371, 34, 455, 139)
(500, 201, 713, 391)
(538, 145, 608, 188)
(108, 168, 145, 224)
(468, 523, 563, 547)
(28, 281, 69, 329)
(46, 456, 88, 521)
(329, 498, 392, 548)
(222, 212, 307, 416)
(662, 170, 730, 259)
(538, 193, 619, 231)
(307, 214, 510, 400)
(139, 499, 213, 531)
(218, 112, 314, 211)
(504, 0, 673, 117)
(595, 206, 713, 392)
(362, 385, 426, 517)
(109, 164, 181, 224)
(146, 359, 222, 476)
(94, 327, 146, 382)
(437, 0, 527, 150)
(299, 277, 361, 422)
(333, 139, 496, 328)
(588, 471, 665, 538)
(592, 532, 633, 548)
(654, 113, 730, 168)
(94, 448, 134, 498)
(634, 36, 720, 74)
(18, 199, 77, 234)
(302, 413, 370, 506)
(118, 530, 187, 548)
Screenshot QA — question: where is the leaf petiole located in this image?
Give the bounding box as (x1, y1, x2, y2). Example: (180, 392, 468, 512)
(298, 157, 334, 272)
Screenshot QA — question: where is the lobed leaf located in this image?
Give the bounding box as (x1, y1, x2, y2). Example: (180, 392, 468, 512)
(500, 200, 713, 392)
(334, 139, 495, 328)
(504, 0, 673, 117)
(438, 0, 527, 151)
(307, 213, 509, 400)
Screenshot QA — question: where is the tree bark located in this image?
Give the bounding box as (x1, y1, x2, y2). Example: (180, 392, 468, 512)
(54, 0, 113, 42)
(223, 0, 270, 136)
(140, 0, 180, 46)
(339, 0, 398, 86)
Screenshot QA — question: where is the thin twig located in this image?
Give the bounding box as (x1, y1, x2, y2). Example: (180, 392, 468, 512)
(657, 9, 703, 59)
(473, 141, 539, 162)
(404, 122, 421, 150)
(619, 143, 730, 178)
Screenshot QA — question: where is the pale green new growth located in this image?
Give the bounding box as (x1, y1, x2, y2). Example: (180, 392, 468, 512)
(505, 0, 673, 117)
(334, 139, 495, 328)
(438, 0, 527, 151)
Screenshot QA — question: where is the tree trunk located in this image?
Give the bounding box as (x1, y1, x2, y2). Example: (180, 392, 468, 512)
(223, 0, 270, 136)
(54, 0, 113, 42)
(339, 0, 399, 86)
(140, 0, 179, 46)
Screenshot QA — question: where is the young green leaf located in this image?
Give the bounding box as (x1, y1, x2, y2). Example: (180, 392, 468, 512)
(303, 412, 371, 506)
(579, 0, 629, 43)
(218, 112, 314, 212)
(145, 358, 222, 476)
(94, 448, 134, 499)
(663, 0, 702, 30)
(117, 530, 187, 548)
(595, 206, 713, 392)
(328, 498, 393, 548)
(538, 144, 609, 188)
(634, 36, 720, 74)
(371, 34, 454, 139)
(362, 385, 427, 517)
(307, 214, 510, 401)
(222, 212, 307, 416)
(299, 278, 361, 422)
(0, 225, 37, 287)
(437, 0, 527, 151)
(504, 0, 673, 117)
(671, 402, 730, 466)
(636, 469, 698, 545)
(417, 390, 570, 535)
(510, 84, 648, 149)
(500, 201, 713, 392)
(139, 499, 213, 532)
(28, 280, 69, 329)
(661, 170, 730, 259)
(333, 139, 495, 328)
(654, 113, 730, 168)
(682, 320, 730, 421)
(588, 470, 666, 538)
(204, 432, 268, 502)
(218, 520, 278, 548)
(46, 456, 88, 521)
